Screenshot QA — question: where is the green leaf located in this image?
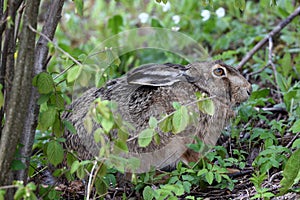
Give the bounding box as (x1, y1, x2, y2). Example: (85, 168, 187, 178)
(63, 120, 77, 134)
(182, 181, 192, 193)
(50, 94, 65, 110)
(197, 168, 208, 176)
(38, 107, 57, 131)
(95, 178, 108, 196)
(205, 171, 214, 185)
(292, 139, 300, 148)
(279, 148, 300, 195)
(14, 187, 25, 200)
(235, 0, 246, 11)
(198, 99, 215, 116)
(172, 106, 189, 133)
(108, 15, 123, 34)
(290, 119, 300, 133)
(78, 69, 91, 87)
(143, 186, 154, 200)
(276, 73, 289, 92)
(149, 116, 158, 129)
(159, 116, 172, 132)
(67, 65, 82, 83)
(37, 94, 50, 105)
(53, 116, 64, 137)
(66, 152, 77, 167)
(101, 117, 114, 133)
(36, 72, 54, 94)
(115, 139, 129, 152)
(279, 53, 292, 77)
(0, 190, 5, 200)
(11, 159, 26, 170)
(83, 115, 93, 134)
(76, 165, 86, 179)
(151, 18, 164, 28)
(153, 132, 160, 145)
(74, 0, 84, 16)
(249, 88, 270, 100)
(70, 160, 80, 174)
(172, 102, 181, 110)
(94, 128, 103, 143)
(138, 128, 154, 147)
(47, 141, 64, 167)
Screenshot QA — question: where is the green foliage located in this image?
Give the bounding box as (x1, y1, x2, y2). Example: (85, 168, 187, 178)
(46, 140, 64, 167)
(250, 172, 275, 199)
(195, 92, 215, 116)
(0, 190, 5, 200)
(33, 72, 54, 94)
(13, 181, 37, 200)
(138, 128, 154, 147)
(172, 103, 189, 134)
(73, 0, 84, 16)
(279, 148, 300, 195)
(253, 145, 290, 174)
(66, 65, 82, 83)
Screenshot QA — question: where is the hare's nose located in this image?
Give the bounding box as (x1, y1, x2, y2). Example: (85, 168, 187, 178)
(246, 84, 252, 96)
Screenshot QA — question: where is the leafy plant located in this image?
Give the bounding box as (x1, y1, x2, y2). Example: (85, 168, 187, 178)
(250, 172, 275, 199)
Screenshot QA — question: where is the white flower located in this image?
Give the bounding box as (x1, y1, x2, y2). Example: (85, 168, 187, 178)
(201, 10, 211, 21)
(171, 26, 180, 31)
(155, 1, 171, 12)
(64, 13, 71, 21)
(138, 12, 149, 23)
(216, 7, 225, 18)
(172, 15, 180, 24)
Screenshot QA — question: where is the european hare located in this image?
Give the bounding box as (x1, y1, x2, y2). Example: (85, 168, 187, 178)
(63, 61, 252, 172)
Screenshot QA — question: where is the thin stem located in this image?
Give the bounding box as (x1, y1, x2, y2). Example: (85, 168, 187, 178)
(28, 25, 83, 67)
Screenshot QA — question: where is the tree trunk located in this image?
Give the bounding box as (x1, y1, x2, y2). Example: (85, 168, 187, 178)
(15, 0, 65, 183)
(0, 0, 41, 186)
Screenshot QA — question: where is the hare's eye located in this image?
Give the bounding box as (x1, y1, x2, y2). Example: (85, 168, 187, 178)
(213, 68, 225, 76)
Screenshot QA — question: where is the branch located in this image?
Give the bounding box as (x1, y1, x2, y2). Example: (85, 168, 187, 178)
(237, 6, 300, 69)
(29, 25, 83, 67)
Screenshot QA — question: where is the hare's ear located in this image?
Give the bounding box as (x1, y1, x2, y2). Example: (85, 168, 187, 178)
(127, 63, 194, 86)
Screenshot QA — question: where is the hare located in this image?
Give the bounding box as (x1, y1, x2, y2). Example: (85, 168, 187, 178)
(63, 61, 252, 173)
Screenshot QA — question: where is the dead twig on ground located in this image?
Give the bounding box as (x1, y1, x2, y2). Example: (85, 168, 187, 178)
(237, 6, 300, 69)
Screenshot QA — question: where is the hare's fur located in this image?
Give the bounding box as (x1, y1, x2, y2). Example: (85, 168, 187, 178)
(63, 61, 251, 172)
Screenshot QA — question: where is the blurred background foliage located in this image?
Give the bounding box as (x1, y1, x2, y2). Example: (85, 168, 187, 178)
(48, 0, 299, 96)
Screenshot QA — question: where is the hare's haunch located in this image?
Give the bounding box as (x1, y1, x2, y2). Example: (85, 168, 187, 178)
(63, 61, 252, 172)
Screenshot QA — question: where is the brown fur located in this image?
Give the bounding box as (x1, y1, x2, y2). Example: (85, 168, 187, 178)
(62, 61, 252, 173)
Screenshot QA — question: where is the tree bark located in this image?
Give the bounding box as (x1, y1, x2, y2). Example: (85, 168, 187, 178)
(0, 1, 23, 133)
(0, 0, 41, 186)
(15, 0, 65, 182)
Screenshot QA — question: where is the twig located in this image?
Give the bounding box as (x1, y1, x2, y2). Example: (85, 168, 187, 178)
(268, 37, 283, 103)
(237, 6, 300, 69)
(246, 65, 268, 79)
(28, 25, 82, 67)
(286, 132, 300, 148)
(269, 171, 282, 183)
(0, 185, 18, 190)
(54, 63, 76, 80)
(86, 160, 98, 200)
